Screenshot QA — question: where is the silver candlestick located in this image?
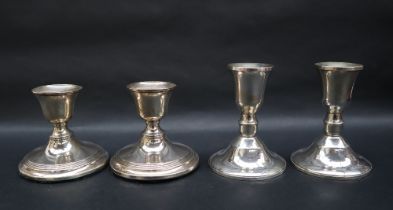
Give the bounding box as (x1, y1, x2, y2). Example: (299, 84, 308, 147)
(110, 81, 199, 180)
(209, 63, 286, 180)
(291, 62, 372, 179)
(19, 84, 109, 182)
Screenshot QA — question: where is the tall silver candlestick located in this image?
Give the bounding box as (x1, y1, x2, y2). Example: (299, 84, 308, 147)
(291, 62, 372, 179)
(209, 63, 286, 180)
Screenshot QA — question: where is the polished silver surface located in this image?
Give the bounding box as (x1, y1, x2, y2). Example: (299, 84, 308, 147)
(110, 81, 199, 180)
(291, 62, 372, 179)
(19, 84, 109, 182)
(209, 63, 286, 180)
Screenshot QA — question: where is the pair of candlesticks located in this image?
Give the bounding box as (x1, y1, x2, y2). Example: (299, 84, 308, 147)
(18, 62, 372, 182)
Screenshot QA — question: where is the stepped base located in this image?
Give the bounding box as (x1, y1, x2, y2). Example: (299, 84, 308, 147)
(19, 141, 108, 182)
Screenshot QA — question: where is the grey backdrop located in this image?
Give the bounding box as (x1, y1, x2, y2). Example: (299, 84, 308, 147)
(0, 0, 392, 209)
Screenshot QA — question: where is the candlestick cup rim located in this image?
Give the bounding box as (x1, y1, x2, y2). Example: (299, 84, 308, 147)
(32, 84, 82, 95)
(228, 63, 273, 72)
(315, 62, 363, 71)
(127, 81, 176, 92)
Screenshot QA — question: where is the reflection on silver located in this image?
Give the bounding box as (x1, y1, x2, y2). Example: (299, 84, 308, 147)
(209, 63, 286, 180)
(18, 84, 109, 182)
(110, 81, 199, 180)
(291, 62, 372, 179)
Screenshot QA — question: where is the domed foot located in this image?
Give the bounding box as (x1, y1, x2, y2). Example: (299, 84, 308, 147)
(209, 137, 286, 180)
(291, 135, 372, 180)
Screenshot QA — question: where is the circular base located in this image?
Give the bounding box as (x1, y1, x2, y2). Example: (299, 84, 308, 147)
(209, 149, 286, 180)
(110, 142, 199, 180)
(291, 148, 372, 180)
(19, 141, 109, 182)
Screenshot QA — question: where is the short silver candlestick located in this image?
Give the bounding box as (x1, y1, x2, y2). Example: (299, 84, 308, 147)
(19, 84, 109, 182)
(291, 62, 372, 179)
(209, 63, 286, 180)
(110, 81, 199, 180)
